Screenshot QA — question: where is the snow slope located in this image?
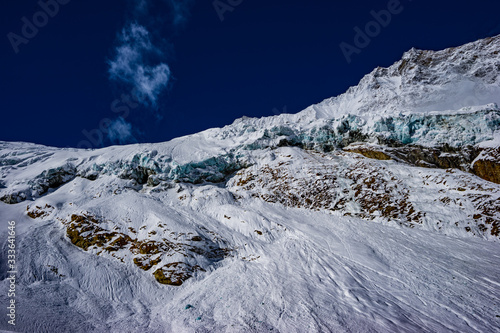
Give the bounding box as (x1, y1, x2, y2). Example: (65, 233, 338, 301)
(1, 159, 500, 332)
(1, 35, 500, 332)
(310, 34, 500, 119)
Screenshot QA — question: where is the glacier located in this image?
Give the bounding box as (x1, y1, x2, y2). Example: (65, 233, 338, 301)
(0, 35, 500, 332)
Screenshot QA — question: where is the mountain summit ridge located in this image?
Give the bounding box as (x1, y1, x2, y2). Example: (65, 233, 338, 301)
(309, 34, 500, 119)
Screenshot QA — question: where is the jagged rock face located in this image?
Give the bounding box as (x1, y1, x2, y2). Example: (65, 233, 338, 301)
(395, 36, 500, 85)
(228, 148, 500, 239)
(344, 143, 481, 173)
(59, 213, 233, 286)
(344, 144, 392, 160)
(473, 147, 500, 184)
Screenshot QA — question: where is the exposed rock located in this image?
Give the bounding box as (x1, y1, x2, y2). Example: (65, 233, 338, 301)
(388, 144, 479, 172)
(0, 189, 30, 204)
(64, 213, 233, 285)
(27, 204, 55, 219)
(344, 144, 392, 160)
(153, 262, 205, 286)
(229, 150, 500, 238)
(344, 143, 480, 173)
(472, 147, 500, 184)
(66, 214, 122, 251)
(147, 175, 161, 187)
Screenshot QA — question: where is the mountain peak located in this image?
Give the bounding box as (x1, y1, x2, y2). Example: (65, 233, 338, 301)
(311, 34, 500, 119)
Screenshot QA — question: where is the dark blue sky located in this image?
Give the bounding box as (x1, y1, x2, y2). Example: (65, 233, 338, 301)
(1, 0, 500, 148)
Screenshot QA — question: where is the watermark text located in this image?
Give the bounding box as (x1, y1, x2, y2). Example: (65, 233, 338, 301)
(6, 221, 17, 326)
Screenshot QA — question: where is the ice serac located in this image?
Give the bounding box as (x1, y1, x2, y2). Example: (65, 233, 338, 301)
(1, 35, 500, 332)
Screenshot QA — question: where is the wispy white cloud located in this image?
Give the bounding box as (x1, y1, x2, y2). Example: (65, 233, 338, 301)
(108, 117, 136, 144)
(108, 23, 171, 106)
(106, 0, 194, 144)
(108, 1, 195, 107)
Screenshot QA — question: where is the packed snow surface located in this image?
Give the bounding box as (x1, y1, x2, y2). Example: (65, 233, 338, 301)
(1, 166, 500, 332)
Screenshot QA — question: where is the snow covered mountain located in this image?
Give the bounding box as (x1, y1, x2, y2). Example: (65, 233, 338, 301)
(1, 35, 500, 332)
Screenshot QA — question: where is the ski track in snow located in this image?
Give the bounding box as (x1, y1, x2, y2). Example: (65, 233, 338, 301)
(1, 182, 500, 332)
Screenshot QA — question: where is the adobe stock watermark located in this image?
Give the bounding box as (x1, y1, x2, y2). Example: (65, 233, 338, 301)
(5, 221, 17, 327)
(213, 0, 244, 22)
(339, 0, 413, 64)
(7, 0, 72, 54)
(77, 89, 141, 149)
